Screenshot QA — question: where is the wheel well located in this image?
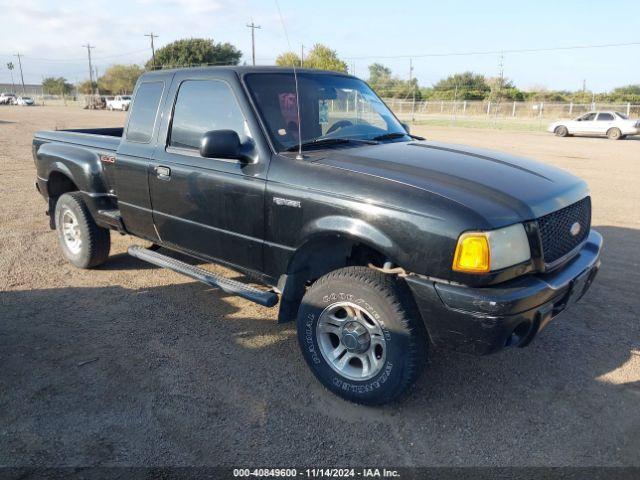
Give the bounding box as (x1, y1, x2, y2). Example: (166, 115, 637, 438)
(276, 236, 390, 323)
(46, 172, 78, 229)
(47, 171, 78, 197)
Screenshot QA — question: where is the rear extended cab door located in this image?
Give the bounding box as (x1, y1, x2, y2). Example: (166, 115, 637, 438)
(115, 75, 173, 241)
(148, 69, 273, 273)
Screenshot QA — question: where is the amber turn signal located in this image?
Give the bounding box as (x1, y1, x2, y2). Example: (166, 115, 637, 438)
(452, 232, 490, 273)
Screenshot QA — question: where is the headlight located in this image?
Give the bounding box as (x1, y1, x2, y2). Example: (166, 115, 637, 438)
(453, 223, 531, 274)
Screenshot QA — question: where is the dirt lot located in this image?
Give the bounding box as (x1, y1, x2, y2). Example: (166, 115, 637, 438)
(1, 105, 639, 467)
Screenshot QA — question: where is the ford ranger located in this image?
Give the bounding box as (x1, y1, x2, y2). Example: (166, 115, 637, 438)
(33, 67, 602, 405)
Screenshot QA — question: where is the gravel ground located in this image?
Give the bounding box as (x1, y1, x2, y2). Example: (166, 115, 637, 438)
(1, 106, 639, 467)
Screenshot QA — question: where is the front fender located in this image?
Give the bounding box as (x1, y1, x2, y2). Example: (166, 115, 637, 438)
(300, 215, 395, 257)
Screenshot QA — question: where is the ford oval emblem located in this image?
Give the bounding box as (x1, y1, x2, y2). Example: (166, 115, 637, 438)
(570, 222, 581, 237)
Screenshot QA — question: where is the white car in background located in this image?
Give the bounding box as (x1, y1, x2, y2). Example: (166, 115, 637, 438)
(15, 96, 35, 106)
(548, 111, 640, 140)
(106, 95, 132, 111)
(0, 93, 16, 105)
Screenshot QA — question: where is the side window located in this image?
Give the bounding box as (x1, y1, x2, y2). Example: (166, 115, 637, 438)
(597, 113, 614, 121)
(581, 113, 597, 121)
(169, 80, 249, 151)
(126, 82, 164, 143)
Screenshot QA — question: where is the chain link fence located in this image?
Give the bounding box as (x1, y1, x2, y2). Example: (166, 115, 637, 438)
(384, 98, 640, 124)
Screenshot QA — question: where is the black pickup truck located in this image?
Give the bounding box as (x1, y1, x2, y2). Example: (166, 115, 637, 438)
(33, 66, 602, 405)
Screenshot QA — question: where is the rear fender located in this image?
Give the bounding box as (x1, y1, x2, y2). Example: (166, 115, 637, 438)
(37, 142, 108, 195)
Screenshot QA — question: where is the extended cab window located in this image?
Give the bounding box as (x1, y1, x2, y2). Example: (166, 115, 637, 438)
(169, 80, 249, 151)
(126, 82, 164, 143)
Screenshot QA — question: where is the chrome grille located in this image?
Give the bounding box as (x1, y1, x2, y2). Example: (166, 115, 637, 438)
(537, 197, 591, 265)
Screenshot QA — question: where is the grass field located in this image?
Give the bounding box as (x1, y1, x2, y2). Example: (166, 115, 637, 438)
(409, 115, 549, 132)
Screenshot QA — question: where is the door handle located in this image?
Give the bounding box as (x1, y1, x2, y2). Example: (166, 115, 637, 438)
(155, 166, 171, 180)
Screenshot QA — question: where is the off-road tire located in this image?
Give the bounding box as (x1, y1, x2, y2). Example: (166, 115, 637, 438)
(607, 128, 622, 140)
(297, 266, 428, 405)
(555, 125, 569, 137)
(55, 192, 110, 268)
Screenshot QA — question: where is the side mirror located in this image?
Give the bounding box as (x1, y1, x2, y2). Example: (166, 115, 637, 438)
(401, 122, 411, 133)
(199, 130, 244, 160)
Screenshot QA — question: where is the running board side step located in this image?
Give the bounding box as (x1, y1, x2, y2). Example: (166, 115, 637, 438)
(128, 245, 279, 308)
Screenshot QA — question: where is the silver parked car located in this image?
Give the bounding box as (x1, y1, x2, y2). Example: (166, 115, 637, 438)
(15, 96, 35, 106)
(548, 111, 640, 140)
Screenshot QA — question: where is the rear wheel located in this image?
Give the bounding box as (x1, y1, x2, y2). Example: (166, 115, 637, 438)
(297, 266, 428, 405)
(55, 192, 110, 268)
(555, 125, 569, 137)
(607, 127, 622, 140)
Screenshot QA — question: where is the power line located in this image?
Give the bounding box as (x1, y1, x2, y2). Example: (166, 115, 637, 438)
(246, 21, 261, 66)
(2, 40, 638, 66)
(343, 41, 640, 60)
(144, 33, 159, 68)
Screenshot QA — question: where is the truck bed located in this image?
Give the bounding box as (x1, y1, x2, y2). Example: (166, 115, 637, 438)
(34, 127, 123, 152)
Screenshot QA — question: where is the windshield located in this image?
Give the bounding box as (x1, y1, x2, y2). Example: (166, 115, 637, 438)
(244, 72, 408, 151)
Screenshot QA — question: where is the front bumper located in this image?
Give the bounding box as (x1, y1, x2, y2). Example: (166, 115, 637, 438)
(406, 230, 602, 355)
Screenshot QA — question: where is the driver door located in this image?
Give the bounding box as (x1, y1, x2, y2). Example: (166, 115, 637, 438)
(574, 112, 598, 134)
(148, 75, 267, 271)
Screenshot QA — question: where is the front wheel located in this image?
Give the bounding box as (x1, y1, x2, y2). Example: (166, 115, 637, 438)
(555, 125, 569, 137)
(55, 192, 111, 268)
(297, 267, 428, 405)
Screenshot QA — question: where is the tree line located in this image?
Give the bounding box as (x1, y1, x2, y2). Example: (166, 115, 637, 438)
(41, 38, 640, 103)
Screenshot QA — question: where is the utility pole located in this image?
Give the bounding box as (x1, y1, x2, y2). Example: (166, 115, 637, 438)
(145, 33, 158, 69)
(14, 53, 26, 95)
(6, 62, 15, 94)
(82, 44, 95, 94)
(409, 58, 415, 122)
(495, 51, 504, 119)
(246, 21, 261, 66)
(300, 44, 304, 67)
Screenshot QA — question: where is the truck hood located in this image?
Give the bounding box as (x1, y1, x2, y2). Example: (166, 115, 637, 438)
(315, 140, 588, 227)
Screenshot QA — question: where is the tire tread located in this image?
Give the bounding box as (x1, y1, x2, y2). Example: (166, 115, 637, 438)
(56, 192, 110, 268)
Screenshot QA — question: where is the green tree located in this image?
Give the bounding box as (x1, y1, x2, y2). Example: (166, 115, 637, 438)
(146, 38, 242, 70)
(42, 77, 73, 95)
(98, 64, 144, 94)
(524, 87, 569, 102)
(605, 84, 640, 103)
(368, 63, 392, 85)
(432, 72, 490, 100)
(367, 63, 421, 100)
(77, 80, 97, 95)
(275, 51, 303, 67)
(304, 44, 347, 72)
(486, 77, 525, 102)
(275, 44, 347, 72)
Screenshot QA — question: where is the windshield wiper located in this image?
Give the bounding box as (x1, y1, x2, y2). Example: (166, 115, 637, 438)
(371, 132, 410, 142)
(285, 137, 376, 152)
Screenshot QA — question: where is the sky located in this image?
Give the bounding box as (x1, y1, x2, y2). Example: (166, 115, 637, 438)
(0, 0, 638, 92)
